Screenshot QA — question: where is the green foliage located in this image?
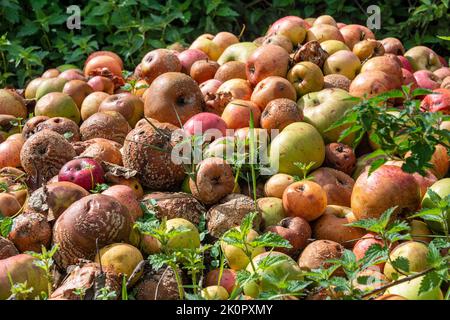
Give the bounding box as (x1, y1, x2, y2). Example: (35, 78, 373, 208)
(0, 216, 13, 237)
(1, 0, 448, 88)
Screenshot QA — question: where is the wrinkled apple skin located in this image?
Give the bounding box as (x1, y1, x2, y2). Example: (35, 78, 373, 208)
(58, 158, 105, 191)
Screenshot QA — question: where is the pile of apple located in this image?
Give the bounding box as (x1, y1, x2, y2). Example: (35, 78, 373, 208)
(0, 14, 449, 301)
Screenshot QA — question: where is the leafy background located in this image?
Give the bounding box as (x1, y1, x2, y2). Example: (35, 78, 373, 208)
(1, 0, 449, 88)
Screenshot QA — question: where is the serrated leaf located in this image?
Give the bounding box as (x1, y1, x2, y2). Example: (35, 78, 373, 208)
(391, 256, 410, 273)
(419, 272, 441, 295)
(250, 232, 292, 249)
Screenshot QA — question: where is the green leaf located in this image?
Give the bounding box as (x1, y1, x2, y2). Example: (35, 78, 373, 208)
(419, 271, 441, 295)
(391, 256, 410, 273)
(250, 232, 292, 249)
(0, 217, 13, 237)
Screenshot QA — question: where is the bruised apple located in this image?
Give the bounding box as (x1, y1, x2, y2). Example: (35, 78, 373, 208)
(282, 180, 327, 221)
(246, 44, 290, 86)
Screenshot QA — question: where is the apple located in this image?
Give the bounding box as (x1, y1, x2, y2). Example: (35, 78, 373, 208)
(269, 122, 325, 176)
(250, 76, 296, 110)
(87, 76, 114, 94)
(352, 39, 385, 62)
(183, 112, 227, 141)
(266, 16, 308, 45)
(287, 61, 324, 96)
(352, 269, 388, 293)
(298, 88, 357, 143)
(313, 15, 337, 27)
(421, 178, 450, 233)
(442, 76, 450, 89)
(323, 74, 351, 91)
(165, 218, 200, 249)
(434, 67, 450, 80)
(221, 227, 265, 270)
(351, 165, 421, 220)
(375, 294, 407, 300)
(246, 44, 290, 86)
(313, 205, 364, 248)
(410, 220, 432, 243)
(402, 68, 418, 89)
(324, 142, 356, 175)
(257, 197, 286, 227)
(200, 79, 222, 97)
(414, 70, 442, 90)
(264, 173, 295, 199)
(190, 36, 222, 61)
(310, 167, 355, 207)
(260, 98, 303, 131)
(217, 78, 252, 100)
(349, 70, 399, 98)
(140, 49, 182, 83)
(266, 216, 311, 256)
(262, 34, 293, 53)
(98, 92, 144, 127)
(177, 49, 208, 74)
(205, 268, 237, 294)
(221, 99, 261, 129)
(189, 60, 219, 84)
(353, 233, 385, 262)
(320, 40, 350, 55)
(213, 32, 239, 52)
(385, 275, 443, 300)
(58, 158, 105, 191)
(324, 50, 361, 80)
(405, 46, 442, 72)
(214, 61, 247, 82)
(380, 37, 405, 55)
(201, 285, 229, 300)
(217, 42, 258, 65)
(282, 180, 327, 221)
(420, 88, 450, 114)
(360, 55, 403, 86)
(306, 24, 344, 43)
(339, 24, 375, 49)
(384, 241, 429, 280)
(397, 55, 414, 73)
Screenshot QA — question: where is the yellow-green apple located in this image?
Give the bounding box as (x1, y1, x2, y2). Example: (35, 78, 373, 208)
(266, 16, 309, 45)
(384, 241, 429, 280)
(313, 205, 364, 248)
(282, 180, 327, 221)
(140, 49, 182, 83)
(320, 40, 350, 55)
(24, 78, 45, 99)
(190, 36, 222, 61)
(246, 44, 290, 86)
(221, 99, 260, 129)
(80, 91, 109, 121)
(266, 216, 311, 256)
(287, 61, 324, 96)
(217, 78, 252, 100)
(405, 46, 442, 71)
(421, 178, 450, 233)
(221, 227, 265, 270)
(313, 15, 337, 27)
(339, 24, 375, 49)
(385, 275, 443, 300)
(205, 268, 237, 294)
(414, 70, 442, 90)
(352, 39, 385, 61)
(251, 76, 296, 110)
(380, 37, 405, 55)
(35, 77, 67, 100)
(410, 220, 432, 243)
(201, 285, 229, 300)
(269, 122, 325, 175)
(351, 165, 421, 220)
(306, 24, 344, 43)
(257, 197, 286, 227)
(190, 60, 220, 84)
(297, 88, 357, 143)
(264, 173, 295, 199)
(177, 48, 208, 74)
(262, 34, 293, 53)
(165, 218, 200, 249)
(310, 167, 355, 207)
(34, 92, 81, 124)
(217, 42, 258, 65)
(323, 50, 361, 80)
(213, 32, 239, 52)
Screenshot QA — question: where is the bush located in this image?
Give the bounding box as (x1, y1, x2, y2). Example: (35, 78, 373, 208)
(1, 0, 449, 88)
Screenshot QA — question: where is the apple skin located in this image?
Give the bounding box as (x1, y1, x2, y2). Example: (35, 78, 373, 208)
(320, 40, 350, 55)
(165, 218, 200, 250)
(264, 173, 295, 199)
(360, 55, 403, 86)
(177, 49, 208, 74)
(201, 285, 229, 300)
(221, 99, 261, 129)
(380, 37, 405, 55)
(217, 78, 252, 100)
(397, 55, 414, 73)
(246, 44, 290, 86)
(140, 49, 182, 83)
(405, 46, 442, 72)
(410, 220, 432, 243)
(251, 76, 296, 110)
(298, 88, 357, 143)
(257, 197, 286, 228)
(262, 34, 293, 53)
(269, 122, 325, 176)
(352, 39, 385, 62)
(349, 70, 399, 98)
(384, 241, 430, 280)
(385, 275, 444, 300)
(351, 165, 421, 220)
(287, 62, 324, 96)
(313, 205, 364, 248)
(339, 24, 375, 49)
(414, 70, 442, 90)
(306, 24, 344, 43)
(266, 216, 311, 256)
(189, 37, 222, 61)
(313, 15, 337, 27)
(205, 269, 237, 294)
(353, 233, 385, 270)
(310, 167, 355, 207)
(401, 68, 418, 89)
(420, 88, 450, 114)
(58, 158, 105, 191)
(190, 60, 219, 84)
(221, 228, 265, 270)
(266, 16, 308, 45)
(433, 67, 450, 80)
(217, 42, 258, 65)
(421, 178, 450, 233)
(200, 79, 222, 96)
(282, 180, 327, 221)
(324, 50, 362, 81)
(183, 112, 227, 140)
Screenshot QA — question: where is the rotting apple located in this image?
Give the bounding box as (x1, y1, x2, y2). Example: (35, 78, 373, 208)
(282, 180, 327, 221)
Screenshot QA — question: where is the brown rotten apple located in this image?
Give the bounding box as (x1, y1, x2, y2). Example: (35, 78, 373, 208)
(310, 167, 355, 207)
(324, 142, 356, 175)
(246, 44, 290, 86)
(282, 180, 327, 221)
(260, 98, 303, 131)
(214, 61, 247, 82)
(140, 49, 182, 83)
(144, 72, 204, 127)
(266, 216, 311, 257)
(351, 165, 421, 220)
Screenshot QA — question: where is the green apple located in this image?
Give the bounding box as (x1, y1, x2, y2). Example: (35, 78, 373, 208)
(421, 178, 450, 233)
(404, 46, 442, 72)
(165, 218, 200, 249)
(217, 42, 258, 65)
(243, 251, 303, 298)
(34, 92, 81, 124)
(320, 40, 350, 55)
(35, 77, 67, 100)
(221, 228, 265, 271)
(323, 50, 361, 80)
(384, 241, 430, 280)
(385, 275, 443, 300)
(287, 62, 324, 96)
(257, 197, 286, 227)
(297, 88, 357, 143)
(269, 122, 325, 176)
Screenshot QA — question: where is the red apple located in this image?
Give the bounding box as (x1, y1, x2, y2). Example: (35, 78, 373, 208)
(221, 99, 261, 129)
(414, 70, 442, 90)
(177, 49, 209, 74)
(402, 68, 418, 89)
(397, 55, 414, 73)
(200, 79, 222, 97)
(353, 233, 385, 270)
(205, 269, 237, 294)
(246, 44, 290, 86)
(58, 158, 105, 191)
(421, 88, 450, 114)
(183, 112, 227, 140)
